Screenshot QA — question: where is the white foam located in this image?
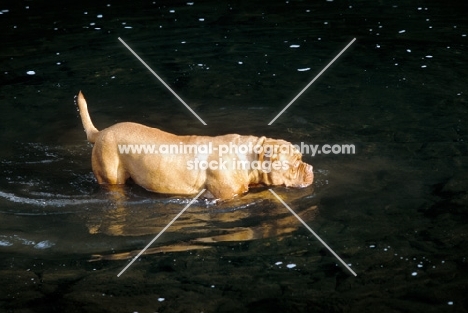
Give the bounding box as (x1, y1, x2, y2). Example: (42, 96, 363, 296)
(34, 240, 55, 249)
(0, 239, 13, 247)
(0, 190, 107, 207)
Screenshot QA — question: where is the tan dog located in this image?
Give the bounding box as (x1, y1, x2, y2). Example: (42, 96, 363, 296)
(76, 91, 313, 200)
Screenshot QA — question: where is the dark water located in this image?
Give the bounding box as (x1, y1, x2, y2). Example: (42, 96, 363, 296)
(1, 0, 468, 312)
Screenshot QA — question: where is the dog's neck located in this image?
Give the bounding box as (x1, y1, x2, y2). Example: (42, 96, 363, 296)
(247, 146, 271, 186)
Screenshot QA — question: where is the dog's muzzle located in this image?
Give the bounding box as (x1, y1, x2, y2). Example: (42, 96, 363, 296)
(291, 163, 314, 188)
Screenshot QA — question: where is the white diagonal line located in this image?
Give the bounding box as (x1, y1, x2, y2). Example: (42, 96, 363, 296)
(118, 37, 207, 125)
(269, 189, 357, 276)
(268, 38, 356, 125)
(117, 189, 206, 277)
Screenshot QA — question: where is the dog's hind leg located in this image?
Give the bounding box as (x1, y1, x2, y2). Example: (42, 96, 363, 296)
(91, 146, 129, 185)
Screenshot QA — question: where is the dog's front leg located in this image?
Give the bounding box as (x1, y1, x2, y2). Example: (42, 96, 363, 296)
(204, 170, 249, 201)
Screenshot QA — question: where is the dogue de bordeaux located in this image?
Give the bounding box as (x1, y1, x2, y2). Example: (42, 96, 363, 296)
(76, 91, 313, 200)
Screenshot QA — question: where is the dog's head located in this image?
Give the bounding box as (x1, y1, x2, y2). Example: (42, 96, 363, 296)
(258, 138, 313, 188)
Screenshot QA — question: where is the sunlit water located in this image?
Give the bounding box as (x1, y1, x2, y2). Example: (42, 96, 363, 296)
(1, 0, 467, 312)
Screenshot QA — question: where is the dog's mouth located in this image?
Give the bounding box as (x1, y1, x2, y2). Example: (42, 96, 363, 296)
(288, 163, 314, 188)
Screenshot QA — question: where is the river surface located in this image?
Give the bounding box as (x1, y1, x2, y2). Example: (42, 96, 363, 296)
(1, 0, 467, 312)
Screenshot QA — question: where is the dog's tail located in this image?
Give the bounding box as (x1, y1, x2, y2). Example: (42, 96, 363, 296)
(76, 91, 99, 143)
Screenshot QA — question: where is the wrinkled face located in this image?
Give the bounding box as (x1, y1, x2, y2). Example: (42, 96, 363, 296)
(261, 140, 314, 188)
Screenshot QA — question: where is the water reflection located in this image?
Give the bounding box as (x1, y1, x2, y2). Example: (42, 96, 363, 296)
(84, 185, 317, 260)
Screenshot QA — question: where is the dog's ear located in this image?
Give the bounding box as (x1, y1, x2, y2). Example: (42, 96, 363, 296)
(261, 138, 289, 162)
(266, 140, 303, 165)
